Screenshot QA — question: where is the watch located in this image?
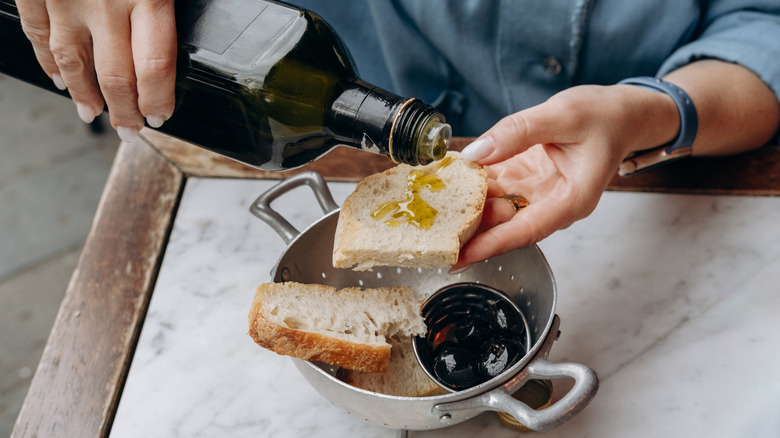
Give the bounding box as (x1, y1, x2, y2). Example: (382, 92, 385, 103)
(617, 76, 699, 176)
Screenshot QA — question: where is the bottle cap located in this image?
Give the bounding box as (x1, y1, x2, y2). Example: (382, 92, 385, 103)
(419, 119, 451, 162)
(389, 99, 451, 165)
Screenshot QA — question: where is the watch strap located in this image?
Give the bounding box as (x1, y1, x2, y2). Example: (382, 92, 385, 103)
(617, 76, 698, 176)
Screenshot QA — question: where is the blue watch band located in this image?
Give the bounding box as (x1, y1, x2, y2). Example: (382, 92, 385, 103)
(618, 76, 698, 153)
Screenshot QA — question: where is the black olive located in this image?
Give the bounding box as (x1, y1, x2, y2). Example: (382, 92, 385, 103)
(488, 299, 522, 334)
(432, 343, 483, 390)
(449, 316, 492, 349)
(478, 337, 525, 379)
(428, 322, 456, 353)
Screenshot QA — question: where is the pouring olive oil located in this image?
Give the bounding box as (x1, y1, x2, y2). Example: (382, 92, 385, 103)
(371, 155, 454, 229)
(0, 0, 451, 170)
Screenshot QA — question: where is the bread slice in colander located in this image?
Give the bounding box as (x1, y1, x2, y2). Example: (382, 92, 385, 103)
(247, 281, 426, 373)
(336, 336, 446, 397)
(333, 151, 487, 271)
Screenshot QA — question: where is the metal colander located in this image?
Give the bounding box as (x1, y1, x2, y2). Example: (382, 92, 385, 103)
(249, 171, 598, 432)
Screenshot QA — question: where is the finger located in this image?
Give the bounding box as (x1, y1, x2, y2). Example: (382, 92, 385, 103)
(456, 173, 589, 270)
(461, 102, 573, 166)
(451, 195, 519, 273)
(91, 9, 145, 135)
(16, 0, 61, 84)
(486, 177, 505, 198)
(130, 0, 177, 127)
(455, 198, 568, 269)
(476, 196, 522, 233)
(46, 17, 105, 122)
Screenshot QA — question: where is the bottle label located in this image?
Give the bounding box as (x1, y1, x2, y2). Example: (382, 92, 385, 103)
(179, 0, 305, 74)
(179, 0, 267, 55)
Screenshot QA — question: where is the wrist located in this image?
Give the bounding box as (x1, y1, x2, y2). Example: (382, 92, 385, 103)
(616, 77, 698, 175)
(614, 84, 678, 158)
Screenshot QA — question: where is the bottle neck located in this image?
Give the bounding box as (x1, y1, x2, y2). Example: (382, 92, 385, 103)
(327, 80, 451, 166)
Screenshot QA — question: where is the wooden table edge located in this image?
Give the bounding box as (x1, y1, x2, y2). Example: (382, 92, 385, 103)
(12, 130, 780, 438)
(142, 129, 780, 195)
(12, 136, 183, 438)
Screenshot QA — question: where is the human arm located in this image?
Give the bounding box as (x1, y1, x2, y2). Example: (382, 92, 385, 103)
(15, 0, 177, 140)
(453, 59, 780, 270)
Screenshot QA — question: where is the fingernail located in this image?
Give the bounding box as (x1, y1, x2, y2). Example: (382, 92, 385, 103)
(460, 137, 494, 162)
(76, 102, 96, 124)
(448, 265, 472, 275)
(116, 126, 138, 142)
(145, 115, 165, 128)
(52, 73, 67, 90)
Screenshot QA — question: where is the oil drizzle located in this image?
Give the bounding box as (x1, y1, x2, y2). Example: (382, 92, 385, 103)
(371, 156, 454, 229)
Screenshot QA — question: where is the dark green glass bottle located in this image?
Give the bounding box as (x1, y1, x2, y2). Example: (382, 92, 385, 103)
(0, 0, 451, 170)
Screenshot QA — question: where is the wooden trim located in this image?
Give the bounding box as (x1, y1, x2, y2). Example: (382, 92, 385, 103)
(12, 138, 183, 438)
(142, 129, 780, 195)
(607, 147, 780, 196)
(139, 129, 472, 181)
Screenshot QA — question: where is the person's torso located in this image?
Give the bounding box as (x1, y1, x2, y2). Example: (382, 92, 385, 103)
(292, 0, 702, 135)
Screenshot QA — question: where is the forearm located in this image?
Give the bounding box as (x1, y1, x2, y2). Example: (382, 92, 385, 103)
(663, 60, 780, 157)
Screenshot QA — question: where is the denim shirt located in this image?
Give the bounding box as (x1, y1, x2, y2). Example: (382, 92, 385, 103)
(293, 0, 780, 136)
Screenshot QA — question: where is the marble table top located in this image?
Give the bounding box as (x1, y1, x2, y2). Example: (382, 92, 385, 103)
(109, 177, 780, 437)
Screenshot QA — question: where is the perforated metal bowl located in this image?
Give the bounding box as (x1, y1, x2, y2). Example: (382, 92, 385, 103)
(249, 171, 598, 431)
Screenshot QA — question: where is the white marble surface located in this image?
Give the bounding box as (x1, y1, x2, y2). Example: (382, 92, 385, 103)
(110, 177, 780, 438)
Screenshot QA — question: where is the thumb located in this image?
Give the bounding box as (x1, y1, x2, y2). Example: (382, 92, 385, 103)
(460, 103, 565, 165)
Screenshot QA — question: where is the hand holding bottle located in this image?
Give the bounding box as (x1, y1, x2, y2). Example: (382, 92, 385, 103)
(452, 84, 681, 270)
(15, 0, 177, 140)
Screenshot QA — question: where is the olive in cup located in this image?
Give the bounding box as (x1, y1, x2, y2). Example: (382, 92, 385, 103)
(415, 283, 530, 391)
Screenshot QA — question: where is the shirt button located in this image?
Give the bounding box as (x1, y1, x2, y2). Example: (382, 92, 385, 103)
(542, 56, 562, 75)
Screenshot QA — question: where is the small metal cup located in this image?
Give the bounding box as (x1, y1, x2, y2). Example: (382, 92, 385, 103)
(413, 282, 531, 392)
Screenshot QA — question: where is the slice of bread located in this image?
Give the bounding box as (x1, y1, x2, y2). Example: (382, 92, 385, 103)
(333, 151, 487, 271)
(337, 336, 447, 397)
(247, 281, 426, 373)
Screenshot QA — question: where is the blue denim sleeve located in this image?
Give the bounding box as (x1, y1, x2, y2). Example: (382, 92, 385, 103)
(658, 1, 780, 102)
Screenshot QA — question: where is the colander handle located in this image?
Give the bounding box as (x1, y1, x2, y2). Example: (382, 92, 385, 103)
(249, 171, 339, 244)
(433, 358, 598, 431)
(489, 359, 598, 431)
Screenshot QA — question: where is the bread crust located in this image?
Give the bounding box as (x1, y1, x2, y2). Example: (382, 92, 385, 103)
(247, 283, 424, 373)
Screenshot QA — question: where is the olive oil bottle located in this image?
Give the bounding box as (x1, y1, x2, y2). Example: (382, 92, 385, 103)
(0, 0, 451, 170)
